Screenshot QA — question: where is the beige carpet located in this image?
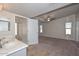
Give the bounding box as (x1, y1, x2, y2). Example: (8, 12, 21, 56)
(27, 36, 79, 56)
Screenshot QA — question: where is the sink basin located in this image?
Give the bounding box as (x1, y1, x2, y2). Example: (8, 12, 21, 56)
(0, 39, 18, 54)
(3, 39, 19, 49)
(0, 39, 28, 56)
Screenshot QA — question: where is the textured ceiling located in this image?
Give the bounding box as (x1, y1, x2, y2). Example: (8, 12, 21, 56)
(2, 3, 70, 18)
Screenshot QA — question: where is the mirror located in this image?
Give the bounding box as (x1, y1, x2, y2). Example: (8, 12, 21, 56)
(0, 20, 10, 31)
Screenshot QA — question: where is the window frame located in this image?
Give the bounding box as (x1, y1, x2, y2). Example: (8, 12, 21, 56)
(65, 22, 72, 35)
(40, 24, 43, 33)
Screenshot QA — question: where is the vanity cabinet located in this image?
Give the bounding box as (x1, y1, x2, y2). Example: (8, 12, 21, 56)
(8, 48, 27, 56)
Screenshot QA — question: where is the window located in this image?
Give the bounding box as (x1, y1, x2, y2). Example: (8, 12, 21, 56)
(40, 25, 43, 33)
(65, 22, 72, 35)
(15, 23, 17, 35)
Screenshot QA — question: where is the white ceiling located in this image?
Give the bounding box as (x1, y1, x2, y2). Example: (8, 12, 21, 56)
(3, 3, 70, 18)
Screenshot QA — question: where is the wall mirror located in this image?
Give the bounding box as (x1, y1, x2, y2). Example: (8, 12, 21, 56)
(0, 20, 10, 31)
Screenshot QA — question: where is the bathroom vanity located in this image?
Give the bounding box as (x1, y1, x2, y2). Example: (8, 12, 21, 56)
(0, 39, 28, 56)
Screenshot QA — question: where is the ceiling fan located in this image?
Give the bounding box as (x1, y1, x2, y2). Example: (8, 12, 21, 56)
(44, 15, 56, 22)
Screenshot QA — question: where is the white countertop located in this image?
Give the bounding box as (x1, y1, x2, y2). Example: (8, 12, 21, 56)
(0, 39, 28, 56)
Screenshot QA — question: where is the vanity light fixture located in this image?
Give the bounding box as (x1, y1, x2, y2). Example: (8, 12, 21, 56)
(0, 4, 3, 10)
(0, 4, 9, 11)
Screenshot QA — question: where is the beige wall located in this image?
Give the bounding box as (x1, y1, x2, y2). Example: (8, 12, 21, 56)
(41, 14, 77, 41)
(41, 17, 66, 39)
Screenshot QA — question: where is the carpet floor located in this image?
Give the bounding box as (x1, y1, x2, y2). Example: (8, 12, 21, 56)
(27, 36, 79, 56)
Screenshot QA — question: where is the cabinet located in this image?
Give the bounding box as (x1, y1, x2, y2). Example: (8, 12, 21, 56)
(8, 48, 27, 56)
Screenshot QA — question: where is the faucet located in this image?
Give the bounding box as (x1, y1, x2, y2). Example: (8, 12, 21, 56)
(0, 39, 2, 48)
(0, 37, 6, 48)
